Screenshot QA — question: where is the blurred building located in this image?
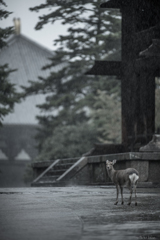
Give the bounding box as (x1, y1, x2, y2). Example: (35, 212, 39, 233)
(0, 19, 60, 187)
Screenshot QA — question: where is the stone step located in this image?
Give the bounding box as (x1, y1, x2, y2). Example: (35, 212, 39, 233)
(52, 163, 73, 170)
(31, 181, 65, 187)
(47, 169, 66, 176)
(60, 158, 78, 164)
(35, 162, 75, 184)
(32, 157, 86, 186)
(39, 175, 60, 182)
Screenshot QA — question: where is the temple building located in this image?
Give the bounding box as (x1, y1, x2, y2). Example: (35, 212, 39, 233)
(0, 19, 61, 186)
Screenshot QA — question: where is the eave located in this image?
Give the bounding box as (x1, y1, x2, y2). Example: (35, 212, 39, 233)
(100, 0, 130, 9)
(86, 60, 122, 78)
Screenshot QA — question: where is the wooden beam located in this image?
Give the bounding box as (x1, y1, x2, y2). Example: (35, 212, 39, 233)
(100, 0, 130, 9)
(86, 60, 122, 77)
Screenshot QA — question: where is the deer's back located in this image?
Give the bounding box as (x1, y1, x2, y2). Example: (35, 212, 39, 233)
(113, 168, 139, 186)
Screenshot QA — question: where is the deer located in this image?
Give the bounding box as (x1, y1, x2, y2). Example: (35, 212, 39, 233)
(106, 160, 139, 206)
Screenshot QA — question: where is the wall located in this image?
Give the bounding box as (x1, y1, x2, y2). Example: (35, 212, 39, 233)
(148, 161, 160, 182)
(0, 124, 38, 161)
(67, 154, 160, 185)
(0, 160, 31, 187)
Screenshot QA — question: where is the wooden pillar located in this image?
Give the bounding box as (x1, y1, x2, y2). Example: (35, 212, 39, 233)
(121, 2, 156, 147)
(139, 72, 155, 139)
(121, 2, 136, 146)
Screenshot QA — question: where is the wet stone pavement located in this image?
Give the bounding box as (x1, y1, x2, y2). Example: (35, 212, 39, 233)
(0, 186, 160, 240)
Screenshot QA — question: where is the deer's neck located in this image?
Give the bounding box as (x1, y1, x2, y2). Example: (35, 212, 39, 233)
(108, 167, 116, 182)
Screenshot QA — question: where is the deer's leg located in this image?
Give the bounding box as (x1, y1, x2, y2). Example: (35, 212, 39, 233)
(128, 186, 133, 205)
(134, 181, 138, 206)
(114, 185, 119, 205)
(127, 179, 132, 205)
(120, 186, 124, 204)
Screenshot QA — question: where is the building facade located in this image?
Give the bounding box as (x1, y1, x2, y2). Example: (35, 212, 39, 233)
(0, 21, 60, 186)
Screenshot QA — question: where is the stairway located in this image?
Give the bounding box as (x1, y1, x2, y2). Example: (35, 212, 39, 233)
(31, 157, 87, 187)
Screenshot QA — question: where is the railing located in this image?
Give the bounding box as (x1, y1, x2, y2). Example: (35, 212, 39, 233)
(32, 159, 60, 184)
(32, 157, 81, 185)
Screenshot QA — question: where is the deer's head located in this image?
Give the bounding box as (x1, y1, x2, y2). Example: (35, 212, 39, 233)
(106, 160, 116, 171)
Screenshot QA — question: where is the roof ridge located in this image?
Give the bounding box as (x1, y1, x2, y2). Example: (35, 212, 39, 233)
(6, 33, 54, 56)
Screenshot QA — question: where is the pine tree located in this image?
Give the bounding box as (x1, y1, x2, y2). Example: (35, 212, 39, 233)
(35, 123, 98, 161)
(24, 0, 121, 159)
(0, 0, 19, 125)
(91, 89, 121, 144)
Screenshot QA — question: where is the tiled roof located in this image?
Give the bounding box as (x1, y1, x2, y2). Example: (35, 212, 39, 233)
(0, 34, 61, 124)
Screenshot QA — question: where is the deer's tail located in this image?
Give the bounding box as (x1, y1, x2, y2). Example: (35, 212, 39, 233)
(129, 173, 139, 185)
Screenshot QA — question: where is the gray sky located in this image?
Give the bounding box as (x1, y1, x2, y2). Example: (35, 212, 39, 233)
(1, 0, 67, 51)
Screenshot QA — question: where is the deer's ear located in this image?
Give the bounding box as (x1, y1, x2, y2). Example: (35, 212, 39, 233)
(112, 160, 116, 165)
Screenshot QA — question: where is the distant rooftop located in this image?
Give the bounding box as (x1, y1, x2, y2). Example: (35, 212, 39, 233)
(0, 149, 8, 160)
(0, 19, 64, 124)
(15, 149, 31, 161)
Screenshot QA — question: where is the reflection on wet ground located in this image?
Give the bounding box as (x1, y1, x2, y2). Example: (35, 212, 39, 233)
(0, 186, 160, 240)
(80, 188, 160, 240)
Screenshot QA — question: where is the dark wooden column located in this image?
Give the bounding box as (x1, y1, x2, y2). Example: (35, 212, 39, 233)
(120, 1, 157, 146)
(121, 2, 136, 146)
(87, 0, 160, 150)
(134, 72, 155, 144)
